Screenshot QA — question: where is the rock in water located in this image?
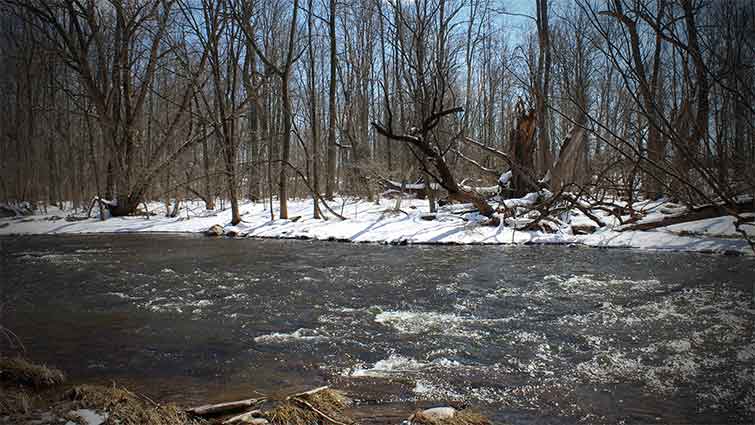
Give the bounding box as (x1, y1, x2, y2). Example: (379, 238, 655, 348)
(418, 406, 456, 419)
(205, 224, 224, 236)
(408, 406, 457, 423)
(408, 406, 491, 425)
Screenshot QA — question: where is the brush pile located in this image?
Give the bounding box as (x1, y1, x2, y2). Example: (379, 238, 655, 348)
(0, 356, 65, 389)
(65, 384, 204, 425)
(0, 356, 65, 417)
(1, 356, 494, 425)
(187, 386, 353, 425)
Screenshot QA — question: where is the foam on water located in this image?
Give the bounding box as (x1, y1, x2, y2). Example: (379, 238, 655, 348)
(351, 355, 428, 377)
(16, 253, 84, 264)
(737, 344, 755, 362)
(254, 328, 327, 344)
(412, 379, 463, 400)
(74, 249, 109, 254)
(104, 292, 142, 301)
(5, 236, 754, 423)
(374, 310, 484, 339)
(350, 355, 467, 378)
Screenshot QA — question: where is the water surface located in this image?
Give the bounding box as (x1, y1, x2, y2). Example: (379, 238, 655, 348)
(1, 235, 753, 423)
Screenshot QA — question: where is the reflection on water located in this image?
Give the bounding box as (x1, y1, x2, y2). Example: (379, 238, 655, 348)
(1, 235, 753, 424)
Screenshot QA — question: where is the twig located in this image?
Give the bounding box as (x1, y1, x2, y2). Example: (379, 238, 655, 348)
(291, 397, 350, 425)
(288, 385, 331, 399)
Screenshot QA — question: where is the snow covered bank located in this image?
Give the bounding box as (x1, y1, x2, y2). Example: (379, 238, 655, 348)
(0, 197, 752, 255)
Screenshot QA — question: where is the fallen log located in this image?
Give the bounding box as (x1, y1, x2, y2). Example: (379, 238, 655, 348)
(561, 193, 607, 228)
(459, 184, 499, 197)
(619, 201, 754, 232)
(187, 397, 266, 416)
(378, 178, 438, 200)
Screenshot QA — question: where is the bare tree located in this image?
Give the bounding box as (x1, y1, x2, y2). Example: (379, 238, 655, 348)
(324, 0, 338, 200)
(6, 0, 209, 216)
(235, 0, 301, 219)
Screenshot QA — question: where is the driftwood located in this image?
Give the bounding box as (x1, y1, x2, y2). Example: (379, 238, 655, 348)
(187, 397, 266, 416)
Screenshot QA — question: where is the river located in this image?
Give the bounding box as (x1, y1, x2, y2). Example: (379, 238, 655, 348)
(1, 235, 753, 424)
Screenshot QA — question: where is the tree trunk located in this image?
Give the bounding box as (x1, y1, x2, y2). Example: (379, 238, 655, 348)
(201, 122, 215, 210)
(325, 0, 338, 200)
(279, 76, 291, 219)
(307, 0, 321, 218)
(508, 104, 539, 197)
(535, 0, 552, 176)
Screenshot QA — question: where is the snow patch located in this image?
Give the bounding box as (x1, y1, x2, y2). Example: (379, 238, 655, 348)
(65, 409, 107, 425)
(2, 198, 750, 254)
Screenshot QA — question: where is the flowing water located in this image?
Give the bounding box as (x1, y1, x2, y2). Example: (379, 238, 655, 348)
(1, 235, 753, 424)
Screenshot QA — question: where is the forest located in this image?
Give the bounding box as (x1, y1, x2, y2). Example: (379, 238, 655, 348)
(2, 2, 755, 423)
(0, 0, 753, 242)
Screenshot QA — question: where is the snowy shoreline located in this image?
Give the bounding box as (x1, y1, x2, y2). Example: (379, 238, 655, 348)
(1, 197, 753, 255)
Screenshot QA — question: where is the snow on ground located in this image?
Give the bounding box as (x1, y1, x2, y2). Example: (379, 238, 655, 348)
(663, 213, 755, 237)
(65, 409, 107, 425)
(0, 197, 752, 255)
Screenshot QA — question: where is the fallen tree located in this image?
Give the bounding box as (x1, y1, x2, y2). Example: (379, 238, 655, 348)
(458, 102, 543, 198)
(618, 198, 755, 232)
(377, 178, 439, 200)
(372, 107, 498, 223)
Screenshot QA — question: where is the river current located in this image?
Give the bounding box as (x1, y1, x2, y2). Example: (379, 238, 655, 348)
(1, 235, 753, 423)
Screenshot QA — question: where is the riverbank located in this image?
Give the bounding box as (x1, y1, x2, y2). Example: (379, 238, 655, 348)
(0, 356, 487, 425)
(1, 197, 753, 255)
